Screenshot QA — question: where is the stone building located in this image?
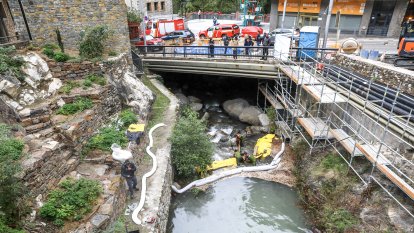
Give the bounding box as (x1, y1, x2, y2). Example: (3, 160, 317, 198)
(0, 0, 23, 44)
(5, 0, 130, 54)
(125, 0, 173, 19)
(270, 0, 413, 38)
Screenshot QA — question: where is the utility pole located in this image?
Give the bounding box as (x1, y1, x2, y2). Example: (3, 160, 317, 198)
(322, 0, 334, 49)
(281, 0, 287, 29)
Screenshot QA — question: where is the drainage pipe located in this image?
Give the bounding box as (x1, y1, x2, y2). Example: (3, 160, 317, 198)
(171, 142, 285, 194)
(131, 123, 166, 225)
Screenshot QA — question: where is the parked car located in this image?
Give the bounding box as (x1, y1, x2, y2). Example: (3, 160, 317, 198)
(131, 35, 164, 51)
(241, 26, 264, 39)
(198, 24, 240, 39)
(269, 28, 297, 46)
(161, 30, 195, 44)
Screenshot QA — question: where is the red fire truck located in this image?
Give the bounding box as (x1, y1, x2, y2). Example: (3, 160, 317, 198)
(145, 18, 185, 38)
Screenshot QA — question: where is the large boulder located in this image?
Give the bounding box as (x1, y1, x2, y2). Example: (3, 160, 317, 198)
(222, 98, 249, 118)
(188, 96, 202, 103)
(190, 102, 203, 111)
(258, 113, 270, 126)
(239, 106, 262, 125)
(175, 93, 189, 105)
(21, 52, 52, 88)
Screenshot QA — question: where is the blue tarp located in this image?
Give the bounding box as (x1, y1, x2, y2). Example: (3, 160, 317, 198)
(174, 47, 245, 55)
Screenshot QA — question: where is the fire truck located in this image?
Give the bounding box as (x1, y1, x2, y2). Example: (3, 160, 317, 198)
(145, 18, 185, 38)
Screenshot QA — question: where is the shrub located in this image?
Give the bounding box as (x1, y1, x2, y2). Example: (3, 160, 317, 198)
(43, 43, 59, 50)
(42, 48, 55, 58)
(0, 218, 24, 233)
(79, 25, 111, 59)
(85, 127, 128, 153)
(127, 10, 142, 23)
(0, 46, 25, 79)
(83, 79, 93, 88)
(59, 81, 80, 94)
(56, 97, 93, 115)
(55, 28, 64, 53)
(0, 124, 25, 225)
(322, 207, 358, 232)
(40, 178, 102, 227)
(53, 52, 70, 62)
(119, 109, 137, 128)
(171, 108, 213, 178)
(82, 74, 106, 88)
(108, 51, 117, 56)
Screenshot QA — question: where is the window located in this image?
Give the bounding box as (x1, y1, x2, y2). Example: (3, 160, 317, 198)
(154, 2, 159, 11)
(207, 27, 213, 31)
(222, 26, 232, 30)
(161, 2, 165, 11)
(147, 3, 151, 12)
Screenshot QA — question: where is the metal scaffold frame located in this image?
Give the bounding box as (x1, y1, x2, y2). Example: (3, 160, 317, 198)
(256, 49, 414, 218)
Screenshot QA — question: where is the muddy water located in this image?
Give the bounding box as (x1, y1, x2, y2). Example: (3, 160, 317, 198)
(167, 177, 310, 233)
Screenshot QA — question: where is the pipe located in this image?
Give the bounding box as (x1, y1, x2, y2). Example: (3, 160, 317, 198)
(171, 142, 285, 194)
(131, 123, 166, 225)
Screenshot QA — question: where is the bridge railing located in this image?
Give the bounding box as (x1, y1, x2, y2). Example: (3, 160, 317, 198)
(133, 45, 337, 61)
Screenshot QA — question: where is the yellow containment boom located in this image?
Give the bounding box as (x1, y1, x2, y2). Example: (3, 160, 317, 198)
(207, 158, 238, 171)
(254, 134, 276, 159)
(128, 124, 145, 132)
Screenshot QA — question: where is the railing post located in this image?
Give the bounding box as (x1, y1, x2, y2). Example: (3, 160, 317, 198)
(184, 45, 187, 58)
(163, 46, 166, 57)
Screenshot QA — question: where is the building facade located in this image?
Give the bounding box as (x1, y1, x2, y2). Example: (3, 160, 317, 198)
(273, 0, 413, 38)
(125, 0, 173, 19)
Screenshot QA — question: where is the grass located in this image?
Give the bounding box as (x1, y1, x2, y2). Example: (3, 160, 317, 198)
(59, 81, 80, 94)
(141, 76, 170, 129)
(82, 74, 106, 89)
(56, 97, 93, 115)
(119, 109, 137, 128)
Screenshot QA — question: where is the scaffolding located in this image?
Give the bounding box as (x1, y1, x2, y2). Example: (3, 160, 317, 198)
(257, 49, 414, 218)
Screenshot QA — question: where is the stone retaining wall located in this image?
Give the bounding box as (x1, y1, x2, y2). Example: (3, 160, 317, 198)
(0, 96, 18, 124)
(332, 54, 414, 96)
(9, 0, 130, 55)
(47, 60, 101, 81)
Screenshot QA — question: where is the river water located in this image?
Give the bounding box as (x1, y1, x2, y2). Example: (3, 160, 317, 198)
(167, 177, 310, 233)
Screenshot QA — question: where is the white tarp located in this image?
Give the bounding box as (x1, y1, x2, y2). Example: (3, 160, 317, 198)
(274, 34, 291, 61)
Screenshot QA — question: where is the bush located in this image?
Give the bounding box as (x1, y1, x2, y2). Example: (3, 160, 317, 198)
(83, 74, 106, 88)
(40, 178, 102, 226)
(79, 25, 111, 59)
(56, 97, 93, 115)
(42, 48, 55, 58)
(84, 127, 128, 153)
(43, 43, 59, 50)
(59, 81, 80, 94)
(53, 52, 70, 62)
(0, 218, 24, 233)
(323, 207, 358, 232)
(108, 51, 117, 56)
(0, 124, 25, 225)
(0, 46, 25, 79)
(171, 108, 213, 178)
(127, 10, 142, 23)
(83, 79, 93, 88)
(119, 109, 137, 128)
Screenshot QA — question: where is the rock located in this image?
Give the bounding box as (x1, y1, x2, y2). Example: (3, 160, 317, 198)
(360, 206, 381, 226)
(99, 204, 113, 215)
(175, 93, 189, 105)
(0, 79, 19, 98)
(201, 112, 209, 121)
(246, 126, 268, 135)
(19, 108, 31, 118)
(48, 78, 62, 95)
(258, 113, 270, 126)
(23, 93, 35, 105)
(42, 141, 60, 151)
(222, 98, 249, 118)
(388, 205, 414, 232)
(188, 96, 201, 103)
(77, 164, 109, 177)
(110, 71, 154, 119)
(239, 106, 262, 125)
(57, 98, 66, 107)
(190, 102, 203, 111)
(90, 214, 109, 228)
(21, 52, 52, 88)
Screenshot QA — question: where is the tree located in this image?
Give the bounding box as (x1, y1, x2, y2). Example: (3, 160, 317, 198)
(171, 108, 213, 178)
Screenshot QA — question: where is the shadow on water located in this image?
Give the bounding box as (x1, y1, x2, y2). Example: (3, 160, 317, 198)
(167, 177, 310, 233)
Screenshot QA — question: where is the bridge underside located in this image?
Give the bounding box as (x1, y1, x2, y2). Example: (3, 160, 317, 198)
(143, 58, 281, 79)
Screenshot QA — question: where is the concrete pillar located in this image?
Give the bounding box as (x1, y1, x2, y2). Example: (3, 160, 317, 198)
(319, 0, 330, 42)
(358, 0, 374, 36)
(269, 0, 279, 31)
(387, 0, 409, 38)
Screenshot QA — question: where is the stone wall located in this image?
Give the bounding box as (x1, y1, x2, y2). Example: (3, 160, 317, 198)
(332, 54, 414, 96)
(8, 0, 130, 55)
(1, 0, 18, 42)
(0, 96, 18, 124)
(47, 60, 101, 81)
(145, 0, 173, 18)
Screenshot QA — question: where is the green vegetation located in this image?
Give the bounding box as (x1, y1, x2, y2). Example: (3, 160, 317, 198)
(142, 76, 170, 129)
(82, 73, 106, 88)
(108, 51, 117, 56)
(322, 207, 359, 232)
(266, 107, 277, 133)
(119, 109, 138, 128)
(173, 0, 272, 15)
(127, 10, 143, 23)
(171, 107, 213, 178)
(103, 215, 125, 233)
(0, 124, 26, 229)
(40, 178, 102, 227)
(42, 44, 70, 62)
(59, 81, 80, 94)
(79, 25, 111, 59)
(0, 46, 25, 80)
(0, 219, 24, 233)
(56, 97, 93, 115)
